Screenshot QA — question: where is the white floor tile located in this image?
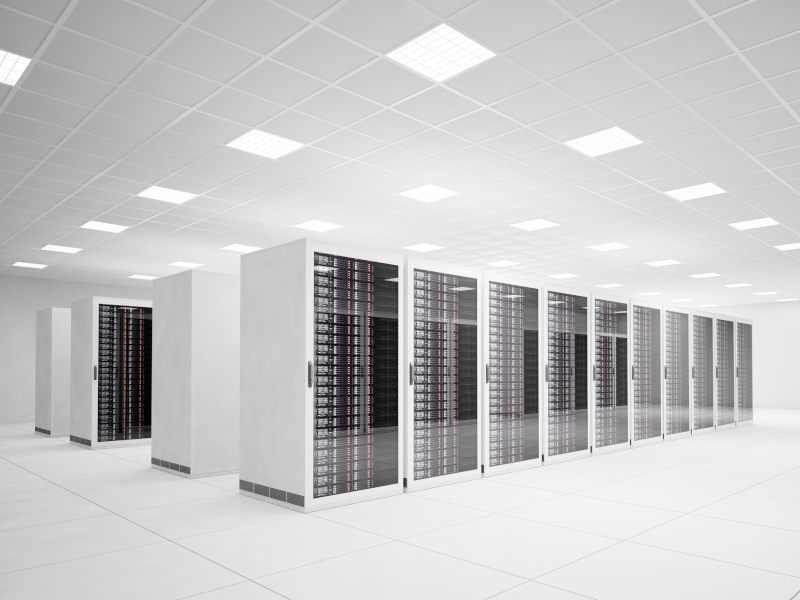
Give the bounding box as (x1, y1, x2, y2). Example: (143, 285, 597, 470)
(258, 541, 523, 600)
(415, 478, 562, 512)
(196, 473, 241, 492)
(0, 542, 243, 600)
(489, 581, 595, 600)
(578, 478, 728, 512)
(53, 466, 176, 493)
(0, 467, 40, 484)
(315, 493, 488, 539)
(741, 476, 800, 504)
(0, 479, 69, 504)
(179, 514, 388, 578)
(0, 495, 107, 531)
(407, 514, 616, 579)
(490, 465, 616, 493)
(82, 479, 231, 512)
(538, 541, 800, 600)
(188, 581, 286, 599)
(696, 493, 800, 532)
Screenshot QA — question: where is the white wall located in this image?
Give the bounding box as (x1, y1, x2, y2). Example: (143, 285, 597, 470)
(0, 274, 150, 423)
(728, 302, 800, 410)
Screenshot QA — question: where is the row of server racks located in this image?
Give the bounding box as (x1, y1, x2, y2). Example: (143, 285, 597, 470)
(239, 241, 754, 511)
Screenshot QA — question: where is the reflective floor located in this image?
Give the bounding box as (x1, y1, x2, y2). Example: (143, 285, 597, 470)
(2, 410, 800, 599)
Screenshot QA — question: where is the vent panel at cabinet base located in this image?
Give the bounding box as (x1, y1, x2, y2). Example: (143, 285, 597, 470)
(312, 253, 399, 499)
(413, 269, 478, 480)
(547, 291, 588, 456)
(737, 322, 753, 422)
(633, 305, 661, 441)
(97, 304, 152, 443)
(717, 319, 735, 426)
(594, 299, 627, 448)
(488, 282, 539, 467)
(665, 311, 690, 435)
(693, 316, 714, 431)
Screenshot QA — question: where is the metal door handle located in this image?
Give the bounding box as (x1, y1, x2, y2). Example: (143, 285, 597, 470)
(93, 365, 97, 381)
(545, 364, 549, 382)
(307, 361, 313, 388)
(485, 363, 489, 384)
(631, 366, 635, 380)
(409, 362, 414, 386)
(664, 366, 668, 380)
(716, 366, 719, 378)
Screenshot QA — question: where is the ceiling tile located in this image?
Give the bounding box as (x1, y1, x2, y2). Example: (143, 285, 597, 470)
(350, 110, 428, 142)
(233, 60, 325, 106)
(690, 83, 779, 122)
(198, 89, 282, 127)
(446, 58, 538, 104)
(716, 106, 796, 140)
(583, 0, 700, 50)
(132, 0, 205, 20)
(482, 128, 551, 156)
(532, 107, 613, 141)
(394, 129, 470, 157)
(738, 125, 800, 156)
(394, 87, 480, 125)
(338, 59, 431, 105)
(492, 85, 578, 124)
(313, 129, 385, 158)
(22, 63, 115, 108)
(170, 111, 247, 144)
(660, 56, 757, 102)
(0, 114, 68, 145)
(695, 0, 748, 15)
(126, 61, 218, 106)
(263, 109, 339, 143)
(272, 0, 338, 19)
(81, 112, 160, 144)
(552, 56, 648, 103)
(295, 87, 381, 126)
(508, 23, 612, 79)
(745, 31, 800, 78)
(557, 0, 614, 16)
(441, 109, 518, 142)
(40, 29, 143, 84)
(0, 0, 69, 22)
(0, 5, 52, 55)
(272, 27, 374, 82)
(714, 0, 800, 49)
(155, 28, 259, 83)
(590, 84, 678, 122)
(5, 92, 90, 128)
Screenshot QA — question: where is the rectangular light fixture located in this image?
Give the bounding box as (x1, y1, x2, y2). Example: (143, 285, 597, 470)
(639, 291, 661, 296)
(222, 244, 262, 254)
(138, 186, 197, 204)
(169, 261, 203, 269)
(295, 220, 341, 233)
(754, 291, 777, 296)
(129, 274, 157, 281)
(597, 283, 623, 288)
(0, 49, 31, 87)
(405, 242, 442, 253)
(81, 220, 129, 233)
(387, 24, 495, 82)
(487, 260, 519, 268)
(42, 244, 81, 254)
(13, 261, 46, 269)
(549, 273, 577, 279)
(691, 272, 720, 279)
(646, 259, 681, 267)
(724, 283, 751, 288)
(664, 183, 725, 201)
(399, 184, 458, 203)
(511, 218, 559, 232)
(227, 130, 304, 159)
(729, 217, 779, 230)
(777, 298, 798, 302)
(775, 242, 800, 251)
(589, 242, 628, 252)
(564, 127, 642, 157)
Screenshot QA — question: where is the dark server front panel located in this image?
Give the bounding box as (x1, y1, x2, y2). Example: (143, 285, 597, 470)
(312, 253, 399, 499)
(97, 304, 152, 443)
(693, 315, 714, 430)
(665, 311, 690, 435)
(633, 305, 661, 441)
(413, 269, 478, 481)
(717, 319, 735, 426)
(488, 282, 538, 467)
(547, 292, 588, 456)
(594, 299, 627, 448)
(737, 322, 753, 422)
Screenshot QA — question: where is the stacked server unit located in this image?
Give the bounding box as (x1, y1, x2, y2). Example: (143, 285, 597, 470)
(692, 315, 714, 431)
(737, 321, 754, 423)
(239, 240, 401, 511)
(545, 291, 588, 458)
(593, 298, 628, 449)
(632, 305, 662, 442)
(484, 280, 540, 473)
(406, 265, 479, 489)
(664, 311, 690, 436)
(716, 318, 735, 427)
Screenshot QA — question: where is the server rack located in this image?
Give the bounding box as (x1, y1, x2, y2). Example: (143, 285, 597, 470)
(482, 276, 541, 474)
(691, 313, 715, 433)
(544, 289, 589, 461)
(405, 261, 480, 490)
(736, 319, 753, 424)
(239, 239, 403, 511)
(664, 310, 690, 437)
(632, 303, 663, 443)
(716, 317, 736, 428)
(591, 296, 629, 451)
(69, 297, 152, 448)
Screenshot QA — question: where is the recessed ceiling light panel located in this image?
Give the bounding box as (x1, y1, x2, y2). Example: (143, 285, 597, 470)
(690, 272, 720, 279)
(564, 127, 642, 157)
(589, 242, 628, 252)
(405, 243, 443, 253)
(511, 218, 559, 232)
(777, 298, 799, 302)
(664, 183, 725, 201)
(222, 244, 262, 254)
(754, 291, 777, 296)
(399, 184, 458, 203)
(13, 261, 46, 269)
(0, 49, 31, 86)
(724, 283, 751, 288)
(42, 244, 81, 254)
(295, 220, 342, 233)
(729, 217, 779, 230)
(646, 259, 680, 267)
(775, 242, 800, 251)
(227, 130, 304, 159)
(129, 274, 157, 281)
(81, 221, 129, 233)
(169, 261, 203, 269)
(387, 24, 495, 82)
(138, 186, 197, 204)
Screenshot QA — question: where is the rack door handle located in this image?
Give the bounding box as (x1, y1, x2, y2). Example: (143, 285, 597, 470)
(692, 366, 696, 378)
(485, 363, 489, 384)
(409, 362, 414, 386)
(664, 366, 668, 380)
(307, 361, 313, 388)
(716, 366, 719, 379)
(545, 364, 549, 383)
(631, 366, 635, 380)
(93, 365, 97, 381)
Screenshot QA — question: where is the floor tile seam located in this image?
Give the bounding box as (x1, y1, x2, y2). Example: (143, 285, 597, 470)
(689, 512, 800, 536)
(174, 580, 293, 600)
(0, 511, 119, 535)
(791, 587, 800, 600)
(740, 491, 800, 504)
(409, 487, 570, 514)
(0, 491, 71, 505)
(570, 488, 703, 512)
(482, 578, 602, 600)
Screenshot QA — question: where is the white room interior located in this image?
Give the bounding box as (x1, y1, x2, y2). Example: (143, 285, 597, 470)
(1, 0, 800, 598)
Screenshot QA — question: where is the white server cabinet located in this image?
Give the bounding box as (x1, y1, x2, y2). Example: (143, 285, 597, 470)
(691, 313, 715, 433)
(631, 302, 663, 444)
(481, 275, 542, 475)
(69, 297, 153, 448)
(151, 271, 240, 477)
(664, 309, 691, 437)
(591, 294, 630, 452)
(736, 319, 754, 424)
(543, 288, 590, 462)
(716, 316, 736, 428)
(405, 260, 480, 490)
(239, 239, 403, 511)
(35, 307, 71, 437)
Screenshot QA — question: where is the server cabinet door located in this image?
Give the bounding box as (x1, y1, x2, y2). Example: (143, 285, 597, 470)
(593, 298, 628, 448)
(487, 281, 539, 468)
(632, 305, 661, 441)
(312, 253, 399, 499)
(546, 291, 589, 457)
(716, 318, 735, 426)
(665, 311, 690, 435)
(412, 269, 478, 481)
(692, 315, 714, 431)
(737, 322, 753, 423)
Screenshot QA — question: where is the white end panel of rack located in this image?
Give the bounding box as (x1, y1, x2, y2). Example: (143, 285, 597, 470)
(69, 298, 94, 444)
(152, 271, 239, 477)
(240, 239, 403, 511)
(35, 307, 71, 437)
